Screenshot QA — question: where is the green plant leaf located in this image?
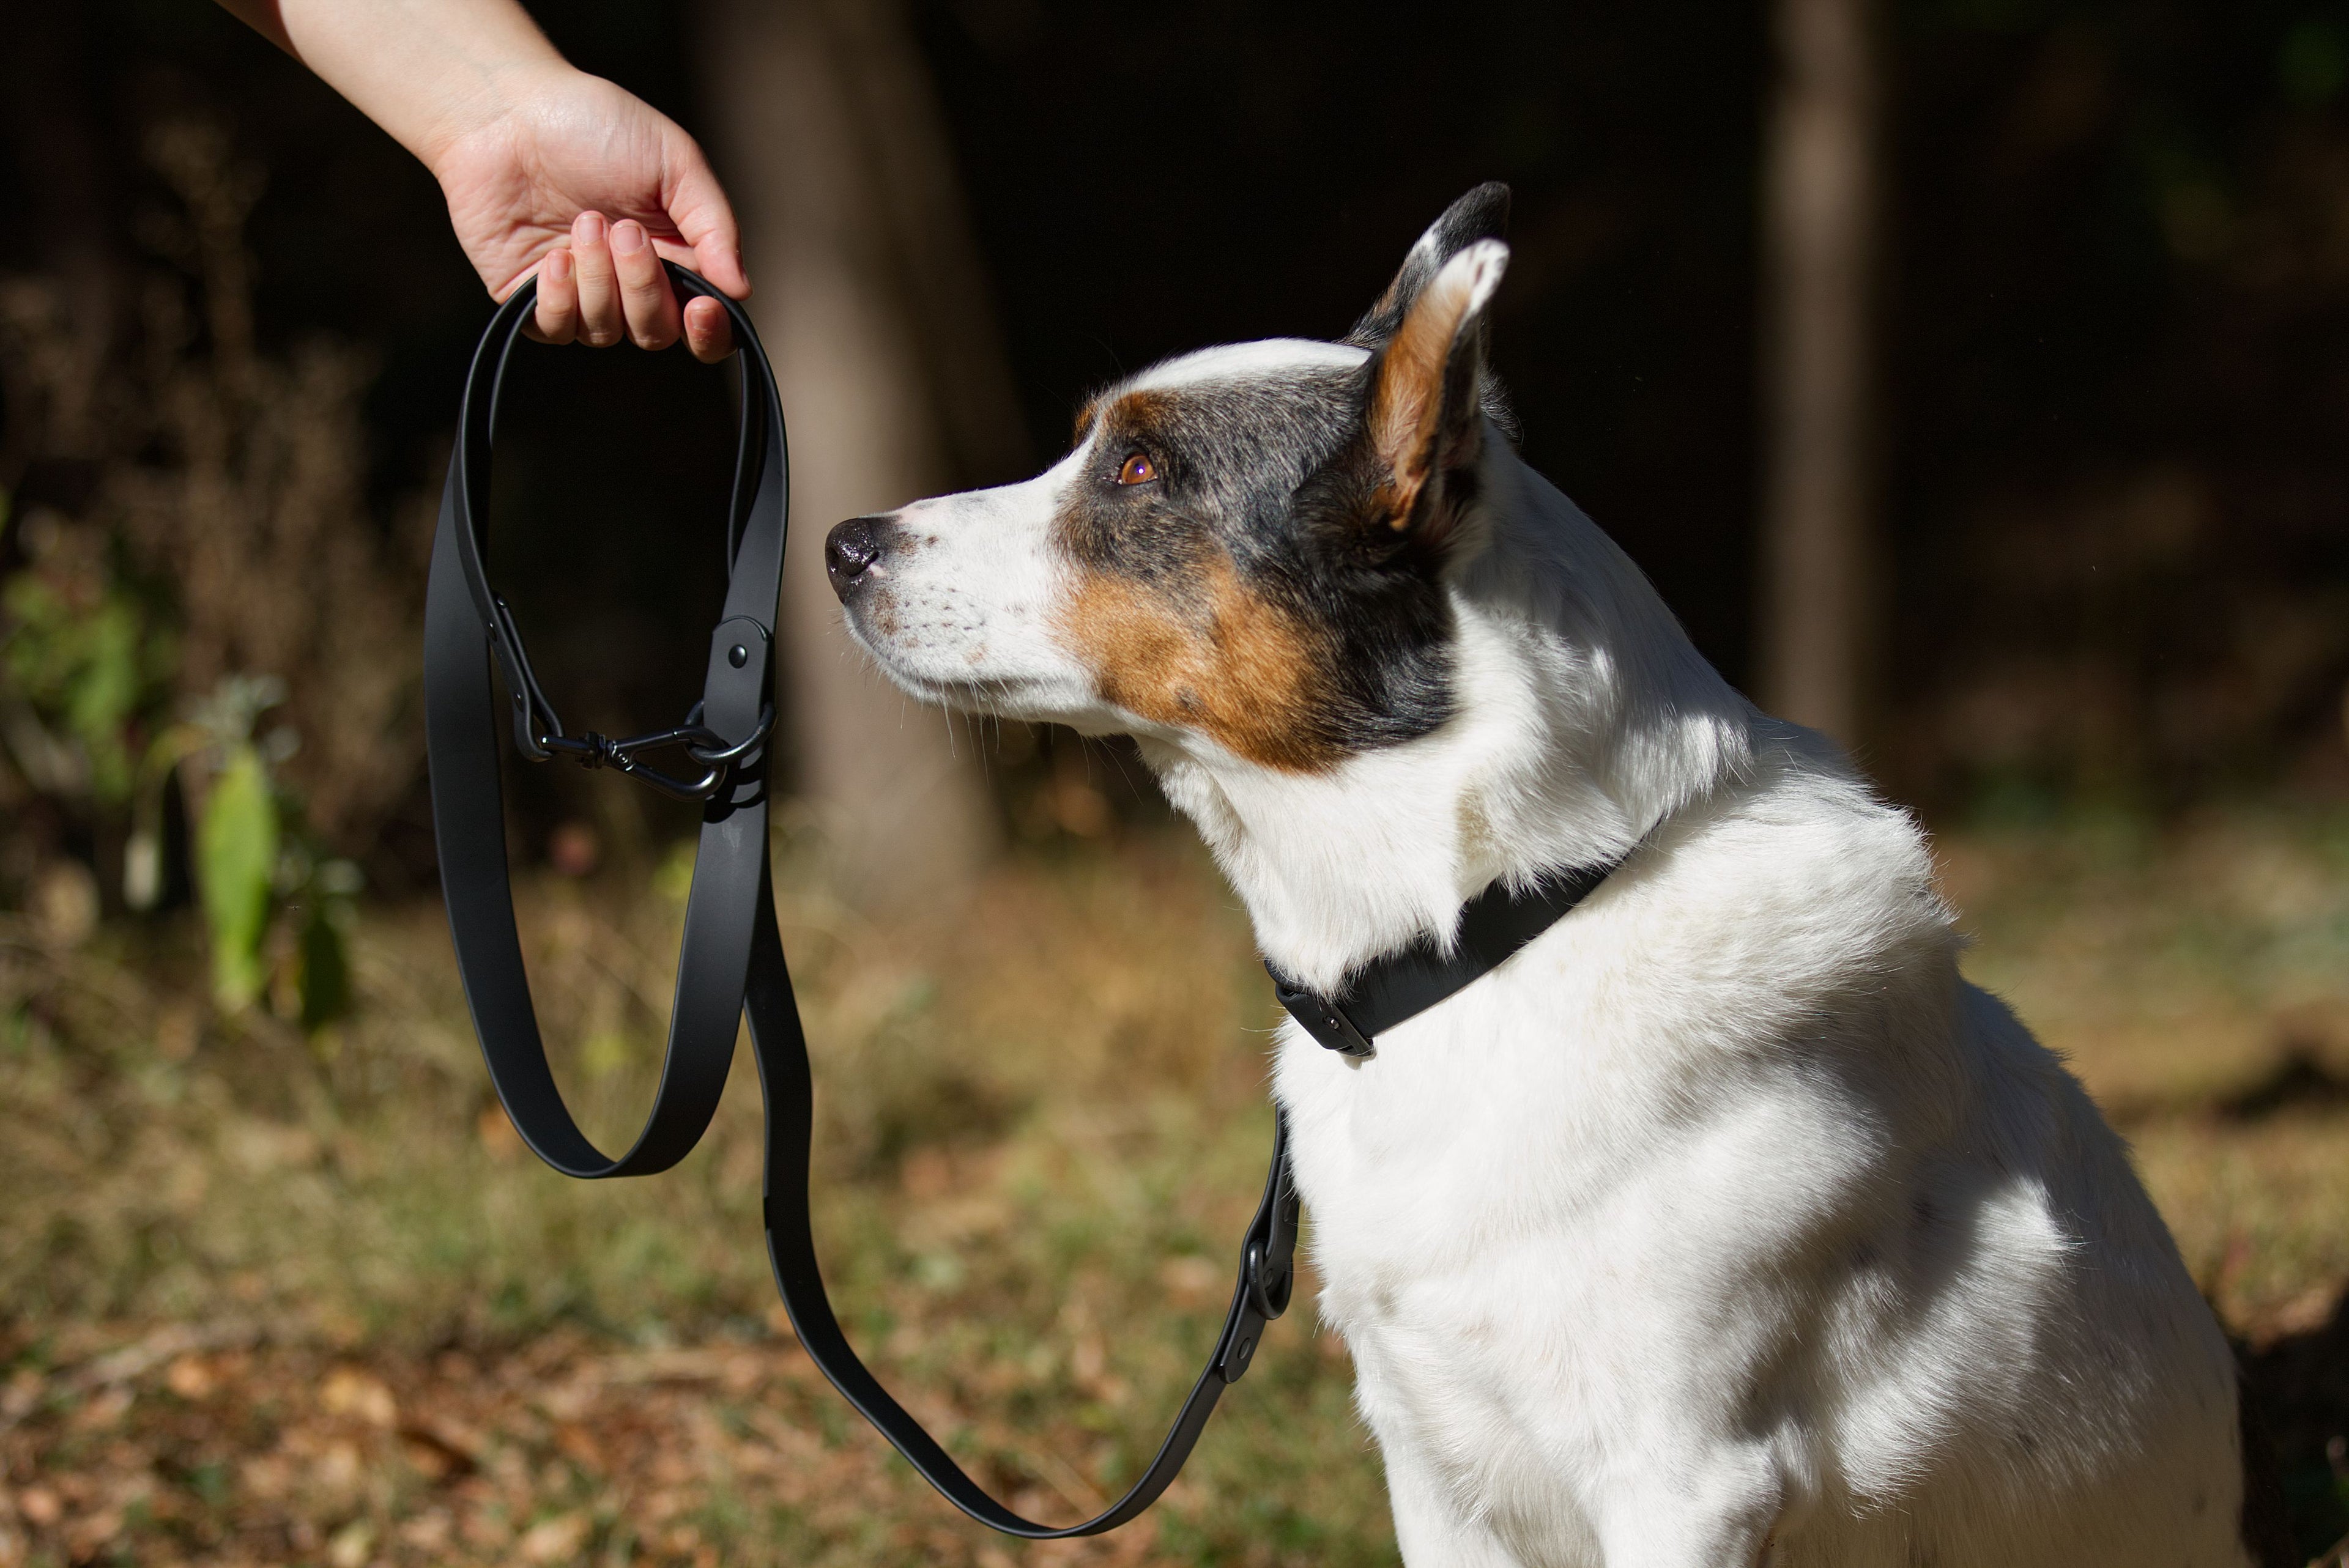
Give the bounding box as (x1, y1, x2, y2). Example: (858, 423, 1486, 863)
(198, 745, 278, 1010)
(0, 571, 169, 804)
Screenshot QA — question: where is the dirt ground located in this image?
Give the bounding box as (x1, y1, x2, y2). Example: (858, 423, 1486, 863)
(4, 805, 2347, 1566)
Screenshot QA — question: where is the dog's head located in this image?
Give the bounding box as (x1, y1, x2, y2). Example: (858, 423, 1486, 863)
(826, 183, 1513, 774)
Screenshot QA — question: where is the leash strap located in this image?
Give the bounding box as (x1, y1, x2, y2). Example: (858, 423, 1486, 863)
(423, 265, 1298, 1537)
(1268, 861, 1622, 1058)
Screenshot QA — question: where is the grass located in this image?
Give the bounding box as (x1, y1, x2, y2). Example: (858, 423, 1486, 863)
(2, 801, 2348, 1566)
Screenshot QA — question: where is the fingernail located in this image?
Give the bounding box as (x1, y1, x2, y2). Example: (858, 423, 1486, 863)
(545, 250, 571, 283)
(576, 211, 606, 245)
(610, 221, 646, 256)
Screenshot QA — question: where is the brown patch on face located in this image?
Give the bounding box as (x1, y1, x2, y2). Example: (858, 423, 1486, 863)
(1045, 361, 1460, 762)
(1053, 552, 1346, 772)
(1070, 388, 1176, 471)
(1102, 387, 1177, 440)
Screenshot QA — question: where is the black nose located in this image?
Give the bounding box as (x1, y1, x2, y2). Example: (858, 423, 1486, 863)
(825, 516, 888, 599)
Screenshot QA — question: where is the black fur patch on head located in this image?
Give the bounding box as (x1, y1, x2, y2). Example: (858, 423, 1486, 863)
(1045, 186, 1518, 771)
(1050, 362, 1460, 771)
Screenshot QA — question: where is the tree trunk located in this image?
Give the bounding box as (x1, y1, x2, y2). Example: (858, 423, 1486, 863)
(698, 0, 1022, 906)
(1759, 0, 1879, 747)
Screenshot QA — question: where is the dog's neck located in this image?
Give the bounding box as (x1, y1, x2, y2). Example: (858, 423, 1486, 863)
(1140, 447, 1757, 993)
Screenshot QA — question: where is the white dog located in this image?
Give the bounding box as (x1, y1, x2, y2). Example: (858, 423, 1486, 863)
(820, 185, 2292, 1567)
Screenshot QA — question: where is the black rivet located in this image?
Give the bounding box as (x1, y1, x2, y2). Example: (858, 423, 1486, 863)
(1237, 1336, 1255, 1363)
(729, 643, 749, 668)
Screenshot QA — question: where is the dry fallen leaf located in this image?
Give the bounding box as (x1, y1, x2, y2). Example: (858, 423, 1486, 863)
(1156, 1255, 1220, 1304)
(164, 1353, 218, 1401)
(320, 1366, 398, 1428)
(326, 1518, 376, 1568)
(477, 1104, 524, 1161)
(398, 1421, 477, 1481)
(516, 1511, 589, 1564)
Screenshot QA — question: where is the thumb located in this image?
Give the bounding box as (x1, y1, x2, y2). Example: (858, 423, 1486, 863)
(663, 135, 751, 300)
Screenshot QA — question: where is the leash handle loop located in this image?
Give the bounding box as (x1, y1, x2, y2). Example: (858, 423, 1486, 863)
(427, 268, 776, 1182)
(423, 261, 1297, 1538)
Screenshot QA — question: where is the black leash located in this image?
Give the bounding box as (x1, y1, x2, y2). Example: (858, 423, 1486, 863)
(423, 263, 1625, 1536)
(424, 265, 1295, 1537)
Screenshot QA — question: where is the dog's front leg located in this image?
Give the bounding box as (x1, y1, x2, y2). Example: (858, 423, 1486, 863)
(1586, 1448, 1784, 1568)
(1376, 1433, 1781, 1568)
(1379, 1437, 1543, 1568)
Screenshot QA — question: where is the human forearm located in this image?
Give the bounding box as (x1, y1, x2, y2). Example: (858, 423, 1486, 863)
(210, 0, 747, 359)
(210, 0, 570, 175)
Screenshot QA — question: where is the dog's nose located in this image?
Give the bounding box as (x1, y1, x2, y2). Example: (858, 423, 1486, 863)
(825, 516, 888, 600)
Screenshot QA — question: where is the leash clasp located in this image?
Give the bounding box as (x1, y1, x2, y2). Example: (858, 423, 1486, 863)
(539, 704, 775, 802)
(490, 594, 771, 803)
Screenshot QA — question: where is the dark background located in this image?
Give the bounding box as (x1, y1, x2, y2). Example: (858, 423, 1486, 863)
(4, 0, 2347, 824)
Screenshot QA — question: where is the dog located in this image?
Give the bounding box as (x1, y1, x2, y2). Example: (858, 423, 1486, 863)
(820, 184, 2292, 1567)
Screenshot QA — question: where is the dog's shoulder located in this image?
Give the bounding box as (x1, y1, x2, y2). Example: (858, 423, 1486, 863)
(1598, 721, 1959, 1002)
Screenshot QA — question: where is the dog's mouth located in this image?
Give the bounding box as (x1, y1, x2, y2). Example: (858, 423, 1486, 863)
(831, 603, 1066, 720)
(864, 661, 1038, 716)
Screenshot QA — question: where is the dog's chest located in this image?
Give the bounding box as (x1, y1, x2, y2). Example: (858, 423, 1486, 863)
(1265, 923, 1876, 1535)
(1264, 955, 1660, 1539)
(1269, 917, 1699, 1303)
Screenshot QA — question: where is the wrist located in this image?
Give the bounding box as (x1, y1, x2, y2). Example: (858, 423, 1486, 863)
(227, 0, 573, 177)
(415, 55, 579, 179)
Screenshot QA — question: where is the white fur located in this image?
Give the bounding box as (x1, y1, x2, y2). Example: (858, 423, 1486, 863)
(838, 364, 2254, 1566)
(1128, 336, 1370, 391)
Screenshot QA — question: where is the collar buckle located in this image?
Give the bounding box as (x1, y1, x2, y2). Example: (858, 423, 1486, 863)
(1266, 966, 1376, 1058)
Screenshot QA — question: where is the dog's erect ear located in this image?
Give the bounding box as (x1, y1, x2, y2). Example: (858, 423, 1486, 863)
(1358, 236, 1509, 539)
(1348, 182, 1511, 348)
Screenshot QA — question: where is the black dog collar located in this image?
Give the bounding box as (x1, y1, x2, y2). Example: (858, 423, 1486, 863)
(423, 265, 1297, 1539)
(1268, 859, 1627, 1058)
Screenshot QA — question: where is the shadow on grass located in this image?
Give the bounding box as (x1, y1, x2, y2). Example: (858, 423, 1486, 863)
(2100, 1039, 2349, 1131)
(2244, 1290, 2349, 1558)
(2219, 1049, 2349, 1124)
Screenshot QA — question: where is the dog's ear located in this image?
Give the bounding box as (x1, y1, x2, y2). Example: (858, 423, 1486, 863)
(1356, 235, 1509, 542)
(1348, 182, 1511, 349)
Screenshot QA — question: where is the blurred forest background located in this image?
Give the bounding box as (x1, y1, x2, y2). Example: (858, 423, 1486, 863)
(2, 1, 2348, 1566)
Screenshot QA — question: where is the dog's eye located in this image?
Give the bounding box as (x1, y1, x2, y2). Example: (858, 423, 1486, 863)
(1116, 451, 1159, 486)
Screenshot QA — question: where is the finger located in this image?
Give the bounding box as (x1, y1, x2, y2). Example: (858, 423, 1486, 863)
(681, 295, 734, 363)
(659, 131, 752, 300)
(610, 220, 682, 351)
(527, 248, 579, 346)
(570, 211, 623, 347)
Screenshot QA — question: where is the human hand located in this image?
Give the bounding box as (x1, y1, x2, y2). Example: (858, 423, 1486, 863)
(429, 65, 749, 362)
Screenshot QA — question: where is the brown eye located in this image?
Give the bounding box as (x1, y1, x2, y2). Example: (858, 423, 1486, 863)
(1116, 451, 1159, 486)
